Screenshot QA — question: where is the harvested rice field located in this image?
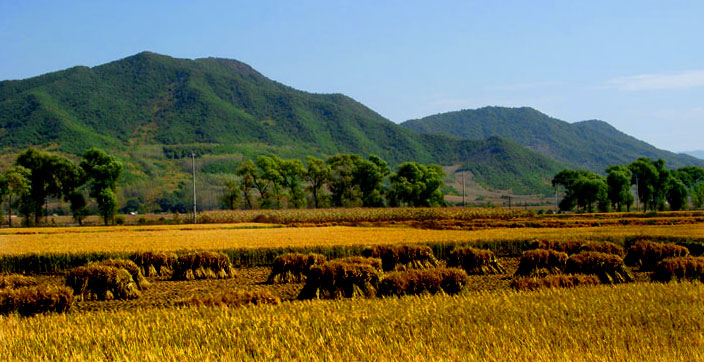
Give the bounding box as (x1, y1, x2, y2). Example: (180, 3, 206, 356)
(1, 209, 704, 361)
(2, 222, 703, 255)
(2, 283, 703, 361)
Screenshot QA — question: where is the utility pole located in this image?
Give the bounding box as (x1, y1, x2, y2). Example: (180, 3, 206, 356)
(635, 174, 639, 211)
(462, 171, 466, 207)
(508, 196, 512, 209)
(555, 185, 559, 211)
(192, 152, 197, 224)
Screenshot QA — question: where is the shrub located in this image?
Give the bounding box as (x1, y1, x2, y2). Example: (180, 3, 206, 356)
(446, 247, 505, 275)
(0, 274, 37, 289)
(131, 251, 177, 277)
(579, 242, 625, 257)
(65, 265, 140, 300)
(651, 257, 704, 282)
(362, 245, 439, 271)
(566, 252, 633, 284)
(378, 268, 469, 296)
(510, 274, 601, 291)
(514, 249, 568, 277)
(624, 241, 690, 271)
(176, 290, 281, 307)
(529, 240, 582, 255)
(0, 285, 74, 316)
(267, 253, 326, 284)
(172, 252, 236, 280)
(93, 259, 150, 289)
(298, 258, 383, 299)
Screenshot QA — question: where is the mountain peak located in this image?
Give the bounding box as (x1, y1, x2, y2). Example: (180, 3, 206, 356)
(573, 119, 617, 131)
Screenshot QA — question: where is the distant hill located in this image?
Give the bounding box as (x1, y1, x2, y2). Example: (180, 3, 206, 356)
(402, 106, 704, 171)
(0, 52, 562, 198)
(684, 150, 704, 160)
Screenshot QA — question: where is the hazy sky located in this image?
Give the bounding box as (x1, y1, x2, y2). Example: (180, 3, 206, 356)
(1, 1, 703, 152)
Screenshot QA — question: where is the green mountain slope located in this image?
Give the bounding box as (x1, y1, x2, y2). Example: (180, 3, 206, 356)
(0, 52, 430, 161)
(402, 106, 704, 171)
(0, 52, 562, 197)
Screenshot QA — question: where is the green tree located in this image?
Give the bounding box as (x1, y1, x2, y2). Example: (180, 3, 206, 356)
(279, 158, 306, 208)
(68, 191, 89, 226)
(673, 166, 704, 210)
(552, 169, 608, 212)
(81, 148, 123, 225)
(666, 177, 688, 211)
(692, 182, 704, 209)
(572, 175, 608, 212)
(305, 156, 330, 208)
(220, 179, 240, 210)
(16, 148, 83, 225)
(97, 188, 118, 224)
(674, 166, 704, 189)
(552, 169, 589, 211)
(256, 155, 285, 209)
(653, 159, 670, 211)
(606, 166, 634, 211)
(355, 155, 390, 207)
(629, 158, 659, 212)
(389, 162, 446, 207)
(327, 154, 363, 207)
(236, 160, 259, 209)
(4, 166, 30, 227)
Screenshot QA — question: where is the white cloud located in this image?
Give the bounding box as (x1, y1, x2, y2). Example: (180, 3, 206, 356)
(605, 70, 704, 91)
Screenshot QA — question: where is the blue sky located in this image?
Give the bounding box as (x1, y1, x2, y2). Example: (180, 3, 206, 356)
(1, 0, 703, 152)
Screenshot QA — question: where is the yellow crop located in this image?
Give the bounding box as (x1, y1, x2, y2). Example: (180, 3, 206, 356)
(1, 223, 703, 255)
(1, 282, 702, 360)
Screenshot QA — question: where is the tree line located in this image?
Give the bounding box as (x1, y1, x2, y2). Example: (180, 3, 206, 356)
(218, 154, 446, 210)
(552, 157, 704, 213)
(0, 148, 123, 226)
(0, 149, 446, 225)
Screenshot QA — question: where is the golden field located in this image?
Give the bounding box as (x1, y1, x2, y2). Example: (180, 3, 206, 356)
(1, 282, 702, 361)
(1, 222, 703, 255)
(2, 210, 704, 361)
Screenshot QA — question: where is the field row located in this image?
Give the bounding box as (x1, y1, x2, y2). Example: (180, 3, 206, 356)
(2, 223, 703, 256)
(15, 207, 704, 228)
(2, 282, 702, 361)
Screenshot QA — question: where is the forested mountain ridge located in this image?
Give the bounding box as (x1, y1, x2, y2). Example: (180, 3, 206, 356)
(401, 106, 704, 171)
(0, 52, 562, 197)
(0, 51, 431, 161)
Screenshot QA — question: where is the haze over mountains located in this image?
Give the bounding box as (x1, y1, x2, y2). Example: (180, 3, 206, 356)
(684, 151, 704, 160)
(0, 52, 700, 197)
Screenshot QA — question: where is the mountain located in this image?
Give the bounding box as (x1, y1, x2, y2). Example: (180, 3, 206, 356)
(684, 150, 704, 160)
(402, 106, 704, 171)
(0, 51, 433, 161)
(0, 52, 561, 198)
